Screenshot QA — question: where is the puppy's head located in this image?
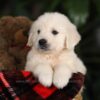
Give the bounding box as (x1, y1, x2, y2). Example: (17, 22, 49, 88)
(27, 12, 81, 53)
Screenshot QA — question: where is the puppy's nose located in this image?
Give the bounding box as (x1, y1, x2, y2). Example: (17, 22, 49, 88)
(39, 39, 47, 46)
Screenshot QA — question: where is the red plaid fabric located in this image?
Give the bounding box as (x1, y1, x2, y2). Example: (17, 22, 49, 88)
(0, 70, 85, 100)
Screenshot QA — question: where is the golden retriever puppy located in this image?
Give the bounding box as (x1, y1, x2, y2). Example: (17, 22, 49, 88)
(25, 12, 86, 89)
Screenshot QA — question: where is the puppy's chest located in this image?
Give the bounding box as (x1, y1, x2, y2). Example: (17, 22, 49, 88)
(44, 54, 59, 68)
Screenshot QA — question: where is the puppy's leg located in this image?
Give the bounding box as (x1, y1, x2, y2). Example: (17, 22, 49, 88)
(53, 65, 72, 89)
(33, 64, 53, 87)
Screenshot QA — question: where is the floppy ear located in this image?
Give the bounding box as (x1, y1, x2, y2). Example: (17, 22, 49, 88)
(65, 24, 81, 49)
(27, 24, 34, 47)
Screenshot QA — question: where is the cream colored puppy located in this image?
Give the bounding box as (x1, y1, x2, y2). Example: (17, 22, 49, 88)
(25, 12, 86, 89)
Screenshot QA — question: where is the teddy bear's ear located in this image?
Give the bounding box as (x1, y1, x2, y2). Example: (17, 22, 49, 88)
(27, 24, 34, 47)
(65, 24, 81, 50)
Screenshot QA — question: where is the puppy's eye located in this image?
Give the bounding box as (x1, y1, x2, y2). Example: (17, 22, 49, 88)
(52, 30, 58, 35)
(37, 29, 40, 34)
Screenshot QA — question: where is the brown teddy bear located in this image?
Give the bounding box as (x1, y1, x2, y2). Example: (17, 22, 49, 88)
(0, 16, 32, 70)
(0, 36, 15, 70)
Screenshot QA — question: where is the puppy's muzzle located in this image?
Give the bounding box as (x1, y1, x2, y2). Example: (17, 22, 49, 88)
(38, 39, 48, 50)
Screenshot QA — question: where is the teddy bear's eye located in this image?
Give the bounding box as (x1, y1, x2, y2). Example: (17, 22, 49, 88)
(37, 29, 40, 34)
(52, 30, 58, 35)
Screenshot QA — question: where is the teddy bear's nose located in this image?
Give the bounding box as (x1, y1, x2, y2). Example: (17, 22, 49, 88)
(39, 39, 47, 46)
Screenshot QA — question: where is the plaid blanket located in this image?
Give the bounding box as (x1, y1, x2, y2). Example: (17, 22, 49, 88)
(0, 70, 84, 100)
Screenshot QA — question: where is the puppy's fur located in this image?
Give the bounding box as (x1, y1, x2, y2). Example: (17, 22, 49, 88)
(25, 12, 86, 88)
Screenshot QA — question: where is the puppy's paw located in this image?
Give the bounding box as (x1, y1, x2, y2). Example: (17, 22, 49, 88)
(38, 73, 52, 87)
(33, 64, 53, 87)
(53, 67, 72, 89)
(53, 74, 70, 89)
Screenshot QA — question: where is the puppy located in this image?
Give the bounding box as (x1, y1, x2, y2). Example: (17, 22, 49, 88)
(25, 12, 86, 89)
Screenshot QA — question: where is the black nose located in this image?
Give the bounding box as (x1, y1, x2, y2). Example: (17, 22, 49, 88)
(39, 39, 47, 46)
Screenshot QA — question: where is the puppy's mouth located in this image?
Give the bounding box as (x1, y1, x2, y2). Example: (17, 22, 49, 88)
(38, 44, 50, 51)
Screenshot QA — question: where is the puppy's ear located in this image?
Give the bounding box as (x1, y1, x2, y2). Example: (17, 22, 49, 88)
(65, 24, 81, 49)
(27, 24, 34, 47)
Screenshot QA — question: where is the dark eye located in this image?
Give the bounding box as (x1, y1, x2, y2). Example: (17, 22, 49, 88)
(37, 29, 40, 34)
(52, 30, 58, 35)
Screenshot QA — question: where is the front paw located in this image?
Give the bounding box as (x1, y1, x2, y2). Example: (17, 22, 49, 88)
(53, 68, 72, 89)
(38, 73, 52, 87)
(33, 64, 53, 87)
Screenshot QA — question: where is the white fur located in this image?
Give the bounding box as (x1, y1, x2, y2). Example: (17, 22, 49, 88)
(25, 12, 86, 89)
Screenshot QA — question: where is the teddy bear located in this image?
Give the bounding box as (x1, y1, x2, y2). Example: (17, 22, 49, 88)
(0, 36, 15, 70)
(0, 16, 32, 70)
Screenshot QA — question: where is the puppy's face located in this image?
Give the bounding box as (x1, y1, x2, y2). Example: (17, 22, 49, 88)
(27, 13, 81, 53)
(33, 22, 66, 53)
